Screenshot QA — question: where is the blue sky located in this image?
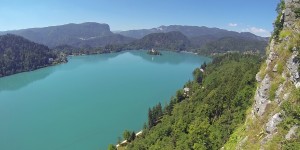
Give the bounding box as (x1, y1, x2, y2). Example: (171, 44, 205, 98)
(0, 0, 279, 37)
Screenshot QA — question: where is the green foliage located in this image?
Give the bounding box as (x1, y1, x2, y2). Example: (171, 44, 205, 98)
(193, 68, 204, 84)
(175, 90, 185, 103)
(123, 130, 131, 141)
(197, 37, 267, 55)
(276, 0, 285, 14)
(272, 0, 285, 40)
(148, 103, 163, 128)
(280, 30, 293, 39)
(280, 88, 300, 149)
(130, 131, 136, 142)
(107, 144, 117, 150)
(122, 130, 137, 143)
(126, 31, 267, 55)
(126, 53, 261, 149)
(294, 8, 300, 18)
(277, 61, 284, 74)
(283, 140, 300, 150)
(0, 34, 64, 77)
(269, 83, 277, 101)
(127, 31, 191, 51)
(269, 78, 284, 101)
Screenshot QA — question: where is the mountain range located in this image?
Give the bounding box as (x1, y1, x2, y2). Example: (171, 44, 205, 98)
(120, 25, 268, 53)
(0, 22, 268, 54)
(0, 22, 135, 48)
(119, 25, 267, 41)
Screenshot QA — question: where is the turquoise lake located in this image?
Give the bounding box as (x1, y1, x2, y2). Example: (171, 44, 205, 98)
(0, 50, 211, 150)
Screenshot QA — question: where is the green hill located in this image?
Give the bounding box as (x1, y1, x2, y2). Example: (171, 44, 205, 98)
(113, 53, 261, 150)
(0, 34, 66, 77)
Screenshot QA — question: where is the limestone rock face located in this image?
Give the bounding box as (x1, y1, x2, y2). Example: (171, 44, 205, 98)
(273, 64, 278, 72)
(284, 0, 300, 28)
(275, 83, 285, 104)
(254, 74, 271, 116)
(266, 40, 277, 70)
(285, 125, 299, 140)
(256, 73, 262, 82)
(287, 51, 300, 87)
(266, 113, 283, 133)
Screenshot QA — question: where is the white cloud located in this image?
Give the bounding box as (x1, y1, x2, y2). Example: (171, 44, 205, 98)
(242, 27, 271, 37)
(228, 23, 238, 27)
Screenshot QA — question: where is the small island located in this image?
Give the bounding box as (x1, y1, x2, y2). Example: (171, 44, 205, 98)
(147, 48, 162, 55)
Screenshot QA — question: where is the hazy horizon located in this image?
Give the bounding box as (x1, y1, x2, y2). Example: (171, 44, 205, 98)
(0, 0, 279, 37)
(0, 22, 271, 37)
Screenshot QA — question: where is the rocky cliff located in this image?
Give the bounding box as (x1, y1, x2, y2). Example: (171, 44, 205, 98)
(224, 0, 300, 149)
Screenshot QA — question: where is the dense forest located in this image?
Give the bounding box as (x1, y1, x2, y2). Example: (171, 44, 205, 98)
(119, 31, 267, 54)
(196, 36, 267, 55)
(1, 23, 268, 56)
(112, 53, 261, 149)
(53, 31, 267, 56)
(125, 31, 191, 51)
(0, 34, 66, 77)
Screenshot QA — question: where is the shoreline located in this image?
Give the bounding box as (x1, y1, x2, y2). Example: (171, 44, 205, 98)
(0, 61, 67, 79)
(180, 50, 198, 55)
(0, 49, 207, 78)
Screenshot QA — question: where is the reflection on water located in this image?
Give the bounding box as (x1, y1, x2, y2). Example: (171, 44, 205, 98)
(0, 50, 211, 150)
(0, 51, 211, 93)
(129, 50, 211, 65)
(0, 67, 54, 92)
(64, 52, 120, 71)
(0, 52, 121, 92)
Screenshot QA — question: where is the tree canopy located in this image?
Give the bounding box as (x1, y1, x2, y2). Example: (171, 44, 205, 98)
(125, 53, 261, 149)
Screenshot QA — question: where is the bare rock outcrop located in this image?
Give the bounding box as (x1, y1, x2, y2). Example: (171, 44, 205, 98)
(266, 113, 283, 133)
(254, 74, 271, 116)
(261, 113, 283, 146)
(275, 83, 285, 104)
(285, 125, 299, 140)
(287, 51, 300, 88)
(284, 0, 300, 29)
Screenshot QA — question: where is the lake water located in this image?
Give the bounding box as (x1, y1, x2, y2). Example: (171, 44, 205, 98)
(0, 50, 210, 150)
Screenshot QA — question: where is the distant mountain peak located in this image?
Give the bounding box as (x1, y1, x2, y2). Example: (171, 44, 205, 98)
(119, 25, 267, 40)
(0, 22, 135, 48)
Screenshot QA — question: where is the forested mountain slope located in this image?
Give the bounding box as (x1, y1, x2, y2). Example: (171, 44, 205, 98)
(0, 34, 66, 77)
(113, 53, 261, 150)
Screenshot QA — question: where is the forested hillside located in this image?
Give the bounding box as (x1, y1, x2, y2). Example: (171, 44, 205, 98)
(126, 31, 191, 51)
(114, 53, 261, 149)
(196, 36, 267, 55)
(0, 23, 268, 55)
(0, 34, 65, 77)
(119, 25, 268, 54)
